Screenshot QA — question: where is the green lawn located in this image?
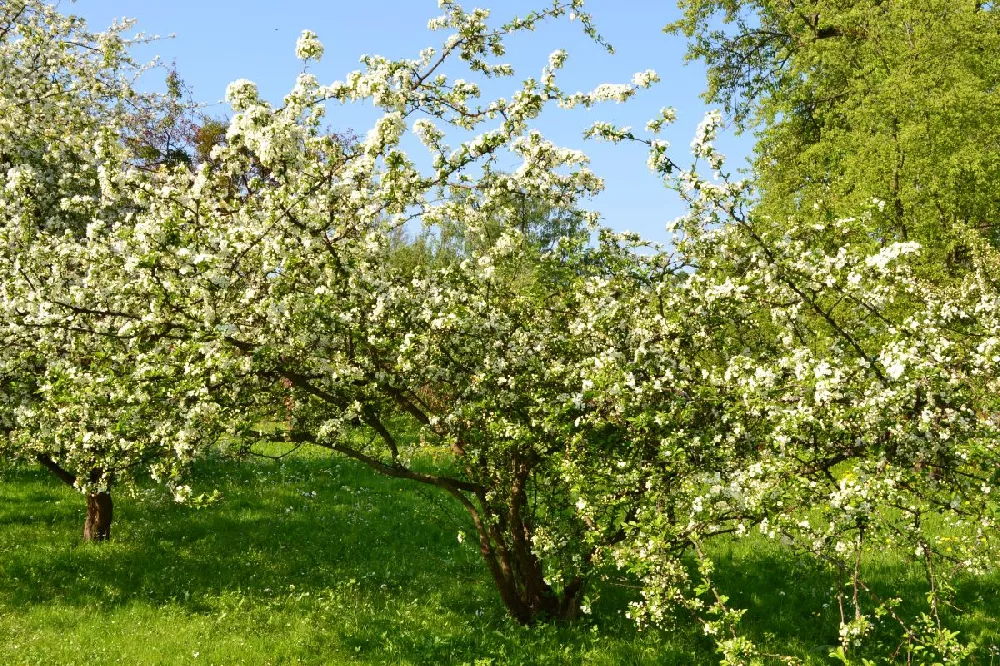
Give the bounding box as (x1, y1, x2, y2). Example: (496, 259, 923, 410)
(1, 452, 997, 665)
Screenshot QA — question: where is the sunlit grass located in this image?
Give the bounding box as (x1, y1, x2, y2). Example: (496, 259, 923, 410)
(1, 451, 997, 665)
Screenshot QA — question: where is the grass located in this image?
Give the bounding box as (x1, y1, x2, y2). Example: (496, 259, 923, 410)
(0, 450, 997, 665)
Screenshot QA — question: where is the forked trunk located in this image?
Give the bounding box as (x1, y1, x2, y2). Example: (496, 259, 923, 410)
(467, 468, 587, 624)
(83, 491, 113, 542)
(475, 531, 586, 624)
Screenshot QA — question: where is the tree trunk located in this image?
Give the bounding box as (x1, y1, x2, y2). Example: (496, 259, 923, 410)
(450, 483, 583, 624)
(36, 455, 115, 543)
(83, 491, 113, 542)
(471, 494, 586, 624)
(476, 538, 584, 624)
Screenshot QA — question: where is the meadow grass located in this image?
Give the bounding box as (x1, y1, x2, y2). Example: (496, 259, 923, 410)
(0, 450, 997, 665)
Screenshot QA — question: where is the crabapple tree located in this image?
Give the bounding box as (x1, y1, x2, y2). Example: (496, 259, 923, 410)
(3, 1, 999, 655)
(2, 0, 669, 619)
(0, 0, 219, 541)
(584, 112, 1000, 662)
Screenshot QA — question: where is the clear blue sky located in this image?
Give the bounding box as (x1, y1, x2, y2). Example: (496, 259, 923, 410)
(72, 0, 753, 244)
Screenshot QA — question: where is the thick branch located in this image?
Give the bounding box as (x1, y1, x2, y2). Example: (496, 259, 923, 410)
(35, 453, 77, 487)
(285, 430, 482, 495)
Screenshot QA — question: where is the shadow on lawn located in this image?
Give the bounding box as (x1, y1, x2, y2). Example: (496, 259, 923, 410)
(0, 458, 703, 664)
(689, 533, 1000, 662)
(2, 458, 470, 603)
(1, 458, 997, 664)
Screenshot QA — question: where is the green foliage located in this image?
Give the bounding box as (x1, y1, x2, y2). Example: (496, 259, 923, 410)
(193, 117, 228, 165)
(668, 0, 1000, 270)
(4, 0, 1000, 660)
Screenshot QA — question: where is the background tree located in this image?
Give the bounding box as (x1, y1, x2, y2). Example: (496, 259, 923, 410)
(389, 180, 589, 274)
(668, 0, 1000, 271)
(123, 68, 199, 169)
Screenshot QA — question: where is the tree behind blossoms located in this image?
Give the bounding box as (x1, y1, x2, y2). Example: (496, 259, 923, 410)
(2, 0, 1000, 657)
(668, 0, 1000, 272)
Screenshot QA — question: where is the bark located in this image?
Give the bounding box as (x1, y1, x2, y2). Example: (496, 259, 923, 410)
(35, 453, 76, 486)
(473, 518, 584, 624)
(83, 491, 113, 542)
(282, 413, 583, 624)
(448, 479, 578, 625)
(36, 456, 115, 543)
(467, 466, 586, 625)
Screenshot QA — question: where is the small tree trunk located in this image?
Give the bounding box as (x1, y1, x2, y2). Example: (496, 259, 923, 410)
(478, 545, 583, 624)
(36, 455, 115, 543)
(83, 491, 113, 542)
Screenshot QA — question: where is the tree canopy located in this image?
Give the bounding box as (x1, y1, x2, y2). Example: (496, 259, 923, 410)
(669, 0, 1000, 269)
(1, 0, 999, 660)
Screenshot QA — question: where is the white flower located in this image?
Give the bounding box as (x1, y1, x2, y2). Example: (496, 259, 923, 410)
(548, 49, 568, 71)
(588, 83, 633, 103)
(865, 242, 922, 270)
(883, 357, 906, 380)
(225, 79, 259, 110)
(295, 30, 324, 62)
(691, 110, 723, 155)
(631, 69, 659, 88)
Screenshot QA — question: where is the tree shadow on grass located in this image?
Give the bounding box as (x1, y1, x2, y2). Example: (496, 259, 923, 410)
(2, 458, 997, 664)
(701, 538, 1000, 663)
(0, 457, 707, 664)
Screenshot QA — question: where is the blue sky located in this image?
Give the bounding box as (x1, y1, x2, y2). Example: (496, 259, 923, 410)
(72, 0, 753, 243)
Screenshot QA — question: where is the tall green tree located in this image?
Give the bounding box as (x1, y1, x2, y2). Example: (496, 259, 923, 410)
(668, 0, 1000, 268)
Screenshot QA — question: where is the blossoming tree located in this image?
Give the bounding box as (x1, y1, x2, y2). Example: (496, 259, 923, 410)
(0, 0, 222, 540)
(3, 0, 999, 655)
(2, 0, 670, 618)
(583, 112, 1000, 661)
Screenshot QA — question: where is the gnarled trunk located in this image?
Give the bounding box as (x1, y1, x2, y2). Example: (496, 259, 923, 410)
(289, 421, 589, 623)
(471, 516, 586, 624)
(464, 458, 588, 625)
(83, 490, 113, 542)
